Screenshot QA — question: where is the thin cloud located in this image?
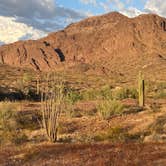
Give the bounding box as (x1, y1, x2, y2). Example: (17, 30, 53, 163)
(145, 0, 166, 17)
(80, 0, 97, 6)
(100, 0, 144, 17)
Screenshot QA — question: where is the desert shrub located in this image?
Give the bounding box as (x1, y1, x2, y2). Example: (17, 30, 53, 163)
(99, 85, 113, 100)
(154, 89, 166, 99)
(66, 108, 83, 118)
(16, 111, 42, 130)
(97, 100, 124, 120)
(82, 85, 113, 101)
(0, 102, 18, 130)
(93, 127, 142, 143)
(148, 114, 166, 134)
(64, 100, 82, 118)
(93, 127, 129, 142)
(82, 89, 98, 101)
(146, 81, 166, 99)
(157, 91, 166, 99)
(113, 88, 138, 100)
(0, 102, 28, 145)
(145, 81, 154, 93)
(64, 101, 74, 118)
(66, 89, 83, 104)
(64, 89, 83, 118)
(155, 82, 166, 99)
(10, 132, 28, 145)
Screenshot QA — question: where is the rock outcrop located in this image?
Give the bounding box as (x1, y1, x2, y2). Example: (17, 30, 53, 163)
(0, 12, 166, 73)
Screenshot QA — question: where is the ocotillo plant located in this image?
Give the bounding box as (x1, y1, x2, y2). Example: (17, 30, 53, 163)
(138, 71, 145, 107)
(41, 72, 65, 142)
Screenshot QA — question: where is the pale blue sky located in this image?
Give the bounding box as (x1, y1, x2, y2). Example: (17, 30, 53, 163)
(56, 0, 146, 15)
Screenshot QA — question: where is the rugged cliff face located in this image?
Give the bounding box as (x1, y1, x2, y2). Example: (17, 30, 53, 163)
(0, 12, 166, 73)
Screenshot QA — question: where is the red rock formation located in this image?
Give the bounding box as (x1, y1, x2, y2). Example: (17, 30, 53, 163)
(0, 12, 166, 72)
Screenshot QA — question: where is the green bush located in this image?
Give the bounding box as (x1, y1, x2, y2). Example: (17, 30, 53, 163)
(64, 90, 81, 117)
(99, 85, 113, 100)
(97, 100, 124, 120)
(82, 89, 98, 101)
(82, 85, 113, 101)
(113, 88, 138, 100)
(66, 89, 83, 104)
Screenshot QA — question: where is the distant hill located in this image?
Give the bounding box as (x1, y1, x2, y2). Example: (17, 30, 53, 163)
(0, 12, 166, 80)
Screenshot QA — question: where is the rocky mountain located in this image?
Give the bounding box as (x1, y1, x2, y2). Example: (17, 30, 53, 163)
(0, 12, 166, 76)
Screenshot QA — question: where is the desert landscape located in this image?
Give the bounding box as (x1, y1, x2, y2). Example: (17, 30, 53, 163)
(0, 8, 166, 166)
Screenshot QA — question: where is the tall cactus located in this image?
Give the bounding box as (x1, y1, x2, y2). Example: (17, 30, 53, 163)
(138, 71, 145, 107)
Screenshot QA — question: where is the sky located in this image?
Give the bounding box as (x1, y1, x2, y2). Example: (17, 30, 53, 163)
(0, 0, 166, 44)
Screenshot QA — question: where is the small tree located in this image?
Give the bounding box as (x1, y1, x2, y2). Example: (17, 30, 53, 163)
(41, 73, 65, 142)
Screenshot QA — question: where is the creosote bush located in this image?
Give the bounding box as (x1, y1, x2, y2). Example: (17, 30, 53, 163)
(64, 89, 83, 118)
(97, 100, 124, 120)
(81, 86, 138, 102)
(154, 82, 166, 99)
(82, 85, 113, 101)
(66, 89, 83, 104)
(113, 87, 138, 100)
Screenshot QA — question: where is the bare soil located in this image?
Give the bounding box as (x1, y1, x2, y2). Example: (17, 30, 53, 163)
(1, 143, 166, 166)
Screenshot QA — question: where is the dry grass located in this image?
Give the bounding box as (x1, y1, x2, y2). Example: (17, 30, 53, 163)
(1, 143, 166, 166)
(0, 64, 166, 165)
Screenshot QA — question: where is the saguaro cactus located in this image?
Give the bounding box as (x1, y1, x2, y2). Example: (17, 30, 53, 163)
(138, 71, 145, 107)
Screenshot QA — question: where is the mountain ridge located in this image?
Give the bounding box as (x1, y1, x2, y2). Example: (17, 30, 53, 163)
(0, 12, 166, 76)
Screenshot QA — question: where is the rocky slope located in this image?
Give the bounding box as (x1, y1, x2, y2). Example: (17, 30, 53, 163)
(0, 12, 166, 75)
